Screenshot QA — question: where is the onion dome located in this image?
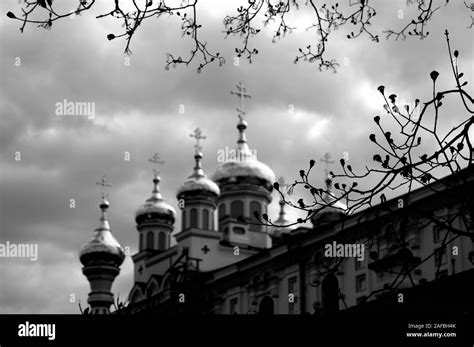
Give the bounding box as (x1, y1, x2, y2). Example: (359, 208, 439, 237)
(311, 175, 348, 226)
(212, 118, 275, 191)
(135, 171, 176, 225)
(79, 196, 125, 265)
(177, 136, 220, 199)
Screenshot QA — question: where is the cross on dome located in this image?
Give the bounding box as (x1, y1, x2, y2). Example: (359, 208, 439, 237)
(96, 175, 112, 200)
(320, 152, 335, 177)
(189, 128, 206, 153)
(148, 152, 164, 178)
(230, 81, 252, 122)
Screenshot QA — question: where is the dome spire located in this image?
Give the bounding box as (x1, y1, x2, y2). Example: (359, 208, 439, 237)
(320, 152, 335, 194)
(80, 175, 125, 314)
(96, 175, 112, 231)
(230, 81, 253, 156)
(135, 152, 176, 225)
(148, 152, 164, 201)
(176, 128, 220, 199)
(189, 127, 206, 178)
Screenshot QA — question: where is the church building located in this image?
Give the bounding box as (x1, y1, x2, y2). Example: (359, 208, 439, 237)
(79, 82, 474, 315)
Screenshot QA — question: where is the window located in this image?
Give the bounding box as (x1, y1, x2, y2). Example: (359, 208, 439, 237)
(190, 208, 198, 228)
(158, 232, 166, 250)
(288, 276, 298, 314)
(229, 298, 239, 314)
(139, 233, 143, 251)
(230, 200, 244, 219)
(146, 231, 154, 250)
(233, 226, 245, 235)
(355, 258, 364, 271)
(249, 201, 261, 231)
(322, 274, 339, 313)
(182, 210, 186, 229)
(433, 225, 447, 243)
(435, 246, 447, 267)
(203, 209, 209, 230)
(356, 274, 366, 292)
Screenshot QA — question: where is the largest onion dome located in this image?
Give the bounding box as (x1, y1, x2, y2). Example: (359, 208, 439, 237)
(212, 117, 275, 191)
(135, 171, 176, 225)
(79, 196, 125, 265)
(177, 132, 220, 199)
(311, 174, 348, 226)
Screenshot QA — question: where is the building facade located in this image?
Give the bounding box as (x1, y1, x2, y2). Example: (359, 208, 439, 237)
(79, 84, 474, 315)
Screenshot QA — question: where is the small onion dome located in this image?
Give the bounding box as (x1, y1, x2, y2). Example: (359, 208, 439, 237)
(177, 151, 220, 198)
(311, 175, 348, 226)
(135, 173, 176, 225)
(212, 119, 275, 191)
(79, 197, 125, 265)
(269, 199, 291, 239)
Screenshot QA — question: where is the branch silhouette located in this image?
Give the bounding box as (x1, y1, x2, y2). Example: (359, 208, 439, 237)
(6, 0, 471, 72)
(248, 31, 473, 308)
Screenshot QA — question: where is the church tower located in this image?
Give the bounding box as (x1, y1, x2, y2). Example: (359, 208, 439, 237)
(174, 128, 222, 269)
(212, 82, 275, 249)
(176, 128, 220, 231)
(79, 176, 125, 314)
(132, 153, 176, 280)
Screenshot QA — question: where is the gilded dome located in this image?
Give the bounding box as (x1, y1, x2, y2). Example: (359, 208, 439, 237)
(135, 176, 176, 224)
(177, 151, 220, 198)
(79, 198, 125, 265)
(212, 154, 276, 190)
(212, 121, 275, 191)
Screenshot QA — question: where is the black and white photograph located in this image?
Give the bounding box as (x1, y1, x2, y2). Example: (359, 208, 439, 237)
(0, 0, 473, 345)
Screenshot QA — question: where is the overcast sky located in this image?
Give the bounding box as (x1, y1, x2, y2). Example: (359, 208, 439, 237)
(0, 0, 472, 313)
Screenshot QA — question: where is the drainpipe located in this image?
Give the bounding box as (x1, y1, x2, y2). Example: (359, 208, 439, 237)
(299, 259, 306, 314)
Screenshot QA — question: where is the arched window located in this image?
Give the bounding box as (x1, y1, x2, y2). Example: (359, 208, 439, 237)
(230, 200, 244, 219)
(182, 210, 186, 229)
(190, 208, 198, 228)
(203, 209, 209, 230)
(219, 204, 226, 220)
(322, 273, 339, 314)
(158, 232, 166, 250)
(258, 296, 274, 315)
(249, 201, 261, 231)
(146, 231, 154, 250)
(139, 233, 144, 251)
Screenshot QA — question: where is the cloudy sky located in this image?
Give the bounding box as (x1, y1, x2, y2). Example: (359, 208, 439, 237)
(0, 0, 472, 313)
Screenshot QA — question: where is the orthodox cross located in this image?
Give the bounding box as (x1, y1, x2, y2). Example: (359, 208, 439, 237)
(148, 152, 164, 178)
(201, 245, 210, 254)
(189, 128, 206, 152)
(320, 152, 335, 176)
(230, 81, 252, 121)
(96, 175, 112, 199)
